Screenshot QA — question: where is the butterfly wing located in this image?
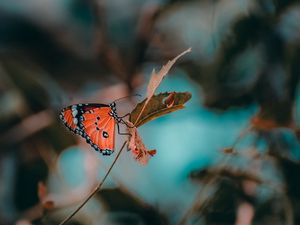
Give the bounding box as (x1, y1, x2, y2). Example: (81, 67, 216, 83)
(79, 107, 116, 155)
(60, 104, 117, 155)
(59, 104, 85, 136)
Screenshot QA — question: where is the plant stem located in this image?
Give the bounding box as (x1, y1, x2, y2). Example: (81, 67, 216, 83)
(176, 177, 218, 225)
(177, 125, 251, 225)
(59, 141, 127, 225)
(231, 125, 252, 150)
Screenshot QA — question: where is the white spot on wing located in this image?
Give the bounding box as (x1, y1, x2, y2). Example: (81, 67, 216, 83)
(72, 109, 78, 117)
(73, 118, 78, 124)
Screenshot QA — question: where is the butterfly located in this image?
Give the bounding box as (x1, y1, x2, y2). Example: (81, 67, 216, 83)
(59, 101, 130, 156)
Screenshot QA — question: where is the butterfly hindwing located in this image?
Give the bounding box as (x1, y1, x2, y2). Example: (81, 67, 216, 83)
(80, 107, 116, 155)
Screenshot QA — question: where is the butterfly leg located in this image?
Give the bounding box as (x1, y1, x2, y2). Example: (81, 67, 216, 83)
(120, 113, 130, 118)
(117, 122, 131, 136)
(120, 119, 136, 128)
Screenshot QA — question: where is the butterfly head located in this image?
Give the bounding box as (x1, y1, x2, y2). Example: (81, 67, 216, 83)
(109, 102, 116, 110)
(109, 102, 121, 121)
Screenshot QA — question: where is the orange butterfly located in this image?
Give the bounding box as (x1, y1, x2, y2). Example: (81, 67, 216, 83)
(59, 102, 130, 155)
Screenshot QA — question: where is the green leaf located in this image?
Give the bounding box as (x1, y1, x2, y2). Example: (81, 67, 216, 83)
(129, 92, 192, 127)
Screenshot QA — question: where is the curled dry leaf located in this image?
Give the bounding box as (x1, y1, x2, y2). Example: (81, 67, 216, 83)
(133, 48, 191, 125)
(127, 121, 156, 165)
(130, 92, 191, 127)
(146, 48, 191, 100)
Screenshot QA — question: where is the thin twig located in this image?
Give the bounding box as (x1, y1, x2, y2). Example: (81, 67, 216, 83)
(231, 125, 252, 150)
(176, 178, 218, 225)
(58, 141, 127, 225)
(177, 125, 251, 225)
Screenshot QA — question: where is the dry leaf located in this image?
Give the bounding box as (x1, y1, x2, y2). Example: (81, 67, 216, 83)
(251, 116, 282, 130)
(43, 201, 55, 210)
(251, 111, 293, 131)
(146, 48, 191, 99)
(130, 92, 191, 127)
(133, 48, 191, 125)
(38, 181, 55, 210)
(127, 121, 156, 165)
(127, 49, 191, 165)
(38, 181, 47, 201)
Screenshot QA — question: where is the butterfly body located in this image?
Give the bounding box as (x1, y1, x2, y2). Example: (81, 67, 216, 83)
(60, 102, 124, 155)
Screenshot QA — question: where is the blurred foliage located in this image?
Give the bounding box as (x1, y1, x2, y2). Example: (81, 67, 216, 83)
(1, 0, 300, 225)
(98, 188, 168, 225)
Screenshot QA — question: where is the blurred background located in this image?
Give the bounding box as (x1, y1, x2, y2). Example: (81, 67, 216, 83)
(1, 0, 300, 225)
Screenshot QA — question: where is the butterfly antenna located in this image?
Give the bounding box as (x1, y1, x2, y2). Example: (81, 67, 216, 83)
(114, 94, 141, 103)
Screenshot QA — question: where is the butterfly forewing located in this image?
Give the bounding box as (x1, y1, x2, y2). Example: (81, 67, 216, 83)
(60, 105, 83, 136)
